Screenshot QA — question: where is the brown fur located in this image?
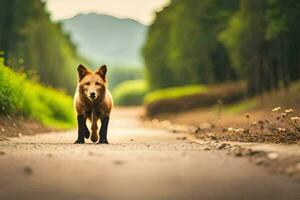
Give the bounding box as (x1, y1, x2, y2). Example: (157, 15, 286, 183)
(74, 64, 113, 143)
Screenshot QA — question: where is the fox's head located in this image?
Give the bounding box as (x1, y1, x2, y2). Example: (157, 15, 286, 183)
(77, 64, 107, 102)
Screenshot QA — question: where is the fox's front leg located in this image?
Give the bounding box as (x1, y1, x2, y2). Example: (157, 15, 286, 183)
(99, 115, 110, 144)
(75, 114, 89, 144)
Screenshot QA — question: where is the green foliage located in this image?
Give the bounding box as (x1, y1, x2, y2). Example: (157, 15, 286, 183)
(0, 59, 26, 115)
(218, 12, 246, 77)
(224, 99, 257, 114)
(143, 0, 238, 90)
(144, 82, 246, 116)
(144, 85, 207, 104)
(220, 0, 300, 95)
(0, 58, 75, 128)
(113, 80, 148, 106)
(0, 0, 85, 93)
(144, 0, 300, 96)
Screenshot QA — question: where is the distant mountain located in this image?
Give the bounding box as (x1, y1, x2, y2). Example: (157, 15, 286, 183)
(61, 13, 147, 67)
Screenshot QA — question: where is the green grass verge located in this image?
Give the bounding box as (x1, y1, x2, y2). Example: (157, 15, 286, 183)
(223, 81, 300, 114)
(113, 80, 148, 106)
(224, 99, 257, 114)
(144, 84, 208, 104)
(0, 58, 75, 129)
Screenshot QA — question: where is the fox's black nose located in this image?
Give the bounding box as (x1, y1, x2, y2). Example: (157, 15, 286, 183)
(90, 92, 96, 98)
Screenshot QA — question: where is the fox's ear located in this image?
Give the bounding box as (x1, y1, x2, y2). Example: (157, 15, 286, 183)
(77, 64, 89, 81)
(96, 65, 107, 80)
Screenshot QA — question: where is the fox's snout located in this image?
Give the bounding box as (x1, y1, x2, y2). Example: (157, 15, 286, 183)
(89, 91, 96, 99)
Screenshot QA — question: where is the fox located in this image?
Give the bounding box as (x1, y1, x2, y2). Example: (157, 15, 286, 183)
(74, 64, 113, 144)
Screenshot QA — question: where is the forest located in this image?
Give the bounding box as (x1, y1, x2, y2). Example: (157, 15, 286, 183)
(0, 0, 85, 94)
(0, 0, 84, 128)
(143, 0, 300, 96)
(1, 0, 300, 119)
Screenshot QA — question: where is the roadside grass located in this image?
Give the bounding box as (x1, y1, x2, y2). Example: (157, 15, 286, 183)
(222, 81, 300, 114)
(223, 99, 257, 114)
(0, 58, 75, 129)
(113, 79, 148, 106)
(144, 82, 246, 117)
(144, 85, 208, 104)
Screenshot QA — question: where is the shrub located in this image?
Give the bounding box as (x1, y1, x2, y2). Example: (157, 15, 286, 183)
(0, 58, 75, 128)
(113, 80, 148, 106)
(0, 59, 26, 115)
(144, 85, 208, 104)
(22, 83, 75, 128)
(145, 82, 246, 117)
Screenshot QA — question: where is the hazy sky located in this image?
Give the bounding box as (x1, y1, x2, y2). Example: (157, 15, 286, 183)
(45, 0, 170, 25)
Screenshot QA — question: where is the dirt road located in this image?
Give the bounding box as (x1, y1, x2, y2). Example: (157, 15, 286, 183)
(0, 108, 299, 200)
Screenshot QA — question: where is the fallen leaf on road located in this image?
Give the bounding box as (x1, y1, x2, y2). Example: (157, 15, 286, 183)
(216, 143, 227, 150)
(176, 136, 187, 140)
(114, 160, 124, 165)
(203, 147, 211, 151)
(23, 166, 33, 176)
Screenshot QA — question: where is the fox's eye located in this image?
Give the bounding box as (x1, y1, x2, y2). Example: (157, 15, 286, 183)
(95, 82, 101, 86)
(85, 82, 90, 86)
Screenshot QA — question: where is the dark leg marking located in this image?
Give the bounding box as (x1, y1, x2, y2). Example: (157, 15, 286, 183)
(99, 116, 110, 144)
(75, 114, 89, 144)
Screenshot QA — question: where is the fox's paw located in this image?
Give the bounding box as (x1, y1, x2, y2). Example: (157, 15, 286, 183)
(98, 138, 109, 144)
(74, 139, 85, 144)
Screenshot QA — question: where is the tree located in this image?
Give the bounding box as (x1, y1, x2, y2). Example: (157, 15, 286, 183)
(0, 0, 86, 93)
(143, 0, 238, 90)
(220, 0, 300, 95)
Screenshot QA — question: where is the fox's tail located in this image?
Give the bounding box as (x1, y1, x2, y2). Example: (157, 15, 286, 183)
(90, 111, 98, 143)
